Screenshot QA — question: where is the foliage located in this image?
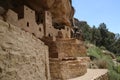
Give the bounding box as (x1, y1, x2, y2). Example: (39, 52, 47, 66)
(87, 46, 102, 59)
(74, 18, 120, 79)
(87, 45, 120, 80)
(100, 46, 106, 50)
(113, 65, 120, 74)
(74, 18, 120, 55)
(87, 46, 113, 69)
(116, 56, 120, 62)
(109, 65, 120, 80)
(109, 69, 120, 80)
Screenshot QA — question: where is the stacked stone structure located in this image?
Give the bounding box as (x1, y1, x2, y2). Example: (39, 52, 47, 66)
(0, 5, 89, 80)
(4, 5, 71, 39)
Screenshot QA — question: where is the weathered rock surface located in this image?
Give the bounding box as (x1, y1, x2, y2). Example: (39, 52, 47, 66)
(0, 20, 50, 80)
(0, 0, 74, 26)
(25, 0, 74, 26)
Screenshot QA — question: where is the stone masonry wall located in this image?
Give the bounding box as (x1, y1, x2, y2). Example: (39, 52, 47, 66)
(42, 38, 87, 59)
(50, 58, 87, 80)
(0, 20, 50, 80)
(3, 5, 72, 40)
(56, 39, 87, 59)
(6, 6, 44, 39)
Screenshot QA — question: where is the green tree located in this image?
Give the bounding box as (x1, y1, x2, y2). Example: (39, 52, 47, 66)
(91, 25, 101, 45)
(98, 23, 108, 46)
(74, 18, 92, 41)
(74, 18, 120, 55)
(114, 38, 120, 55)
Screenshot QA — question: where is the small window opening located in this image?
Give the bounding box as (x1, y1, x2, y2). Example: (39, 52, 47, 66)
(39, 28, 41, 31)
(27, 22, 29, 27)
(48, 34, 51, 37)
(59, 28, 61, 30)
(0, 67, 2, 73)
(32, 33, 35, 36)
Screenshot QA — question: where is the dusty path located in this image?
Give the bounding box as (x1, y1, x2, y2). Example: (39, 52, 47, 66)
(68, 69, 108, 80)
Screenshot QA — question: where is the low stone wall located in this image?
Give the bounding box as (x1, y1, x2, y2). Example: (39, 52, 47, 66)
(0, 20, 50, 80)
(50, 58, 87, 80)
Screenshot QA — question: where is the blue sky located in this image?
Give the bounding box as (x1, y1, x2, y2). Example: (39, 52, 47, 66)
(72, 0, 120, 34)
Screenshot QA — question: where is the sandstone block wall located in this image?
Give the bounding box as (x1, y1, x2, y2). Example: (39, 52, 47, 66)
(6, 6, 44, 39)
(44, 11, 71, 39)
(6, 9, 18, 26)
(0, 20, 50, 80)
(42, 38, 86, 59)
(56, 39, 86, 59)
(2, 5, 72, 40)
(50, 58, 87, 80)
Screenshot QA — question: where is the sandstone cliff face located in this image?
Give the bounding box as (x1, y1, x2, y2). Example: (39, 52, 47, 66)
(0, 0, 74, 26)
(0, 20, 50, 80)
(25, 0, 74, 26)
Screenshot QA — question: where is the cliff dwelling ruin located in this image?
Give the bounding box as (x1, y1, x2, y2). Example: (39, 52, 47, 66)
(0, 0, 108, 80)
